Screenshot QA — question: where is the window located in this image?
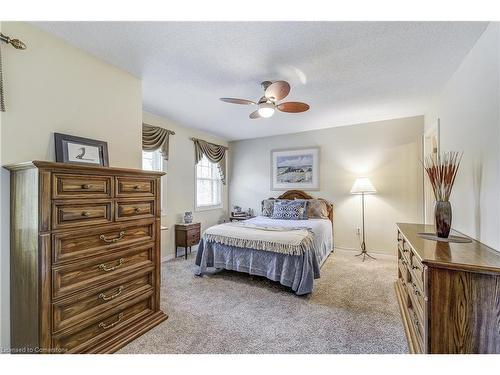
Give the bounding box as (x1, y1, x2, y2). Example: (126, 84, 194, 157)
(195, 155, 222, 210)
(142, 150, 163, 172)
(142, 150, 166, 213)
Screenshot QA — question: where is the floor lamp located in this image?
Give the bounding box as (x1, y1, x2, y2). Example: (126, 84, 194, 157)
(350, 177, 377, 261)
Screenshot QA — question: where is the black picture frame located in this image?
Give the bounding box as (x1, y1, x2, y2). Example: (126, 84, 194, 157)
(54, 133, 109, 167)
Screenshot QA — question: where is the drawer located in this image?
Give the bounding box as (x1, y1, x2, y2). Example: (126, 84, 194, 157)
(409, 250, 424, 289)
(187, 230, 200, 243)
(52, 244, 154, 299)
(52, 271, 154, 333)
(397, 278, 410, 309)
(408, 305, 424, 352)
(115, 200, 155, 221)
(406, 274, 424, 321)
(398, 256, 409, 284)
(400, 239, 412, 263)
(52, 292, 154, 353)
(53, 173, 113, 199)
(177, 223, 201, 232)
(52, 200, 113, 230)
(187, 237, 200, 246)
(116, 177, 155, 198)
(397, 230, 404, 245)
(53, 221, 155, 264)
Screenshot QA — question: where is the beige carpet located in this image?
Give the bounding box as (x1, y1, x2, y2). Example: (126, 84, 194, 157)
(119, 249, 408, 354)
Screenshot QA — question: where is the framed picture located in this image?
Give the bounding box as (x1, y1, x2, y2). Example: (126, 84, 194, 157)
(54, 133, 109, 167)
(271, 147, 320, 190)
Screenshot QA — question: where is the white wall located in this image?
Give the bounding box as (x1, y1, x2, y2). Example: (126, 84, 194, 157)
(0, 168, 8, 351)
(229, 116, 424, 255)
(425, 22, 500, 250)
(0, 22, 143, 351)
(0, 22, 143, 167)
(142, 112, 229, 261)
(0, 19, 7, 351)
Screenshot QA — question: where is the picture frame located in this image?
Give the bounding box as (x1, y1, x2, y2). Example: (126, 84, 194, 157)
(54, 133, 109, 167)
(270, 147, 320, 191)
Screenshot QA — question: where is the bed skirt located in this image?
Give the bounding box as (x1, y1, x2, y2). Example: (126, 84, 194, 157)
(194, 239, 332, 295)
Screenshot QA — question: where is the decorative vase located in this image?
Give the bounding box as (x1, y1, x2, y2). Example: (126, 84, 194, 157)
(183, 211, 193, 224)
(435, 201, 452, 238)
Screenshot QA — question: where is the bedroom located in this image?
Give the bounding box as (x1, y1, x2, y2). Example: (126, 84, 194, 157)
(1, 0, 500, 371)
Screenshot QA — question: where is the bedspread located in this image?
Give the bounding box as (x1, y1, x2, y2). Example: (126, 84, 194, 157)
(195, 216, 333, 295)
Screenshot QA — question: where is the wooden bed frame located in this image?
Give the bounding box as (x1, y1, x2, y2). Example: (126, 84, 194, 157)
(272, 190, 334, 224)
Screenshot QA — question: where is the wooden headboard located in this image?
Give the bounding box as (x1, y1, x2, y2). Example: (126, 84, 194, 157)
(273, 190, 334, 224)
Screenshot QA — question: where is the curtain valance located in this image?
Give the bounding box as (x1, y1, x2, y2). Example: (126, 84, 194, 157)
(192, 138, 228, 185)
(0, 45, 5, 112)
(142, 123, 175, 160)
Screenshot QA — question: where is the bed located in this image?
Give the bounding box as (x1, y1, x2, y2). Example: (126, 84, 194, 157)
(195, 190, 333, 295)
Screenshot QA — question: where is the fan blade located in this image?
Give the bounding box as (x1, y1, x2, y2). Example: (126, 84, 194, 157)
(277, 102, 310, 113)
(249, 110, 262, 119)
(265, 81, 290, 101)
(220, 98, 256, 105)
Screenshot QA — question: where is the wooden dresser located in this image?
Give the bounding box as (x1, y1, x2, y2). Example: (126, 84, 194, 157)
(6, 161, 168, 353)
(396, 223, 500, 354)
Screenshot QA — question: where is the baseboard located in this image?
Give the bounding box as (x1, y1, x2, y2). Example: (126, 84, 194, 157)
(162, 249, 198, 263)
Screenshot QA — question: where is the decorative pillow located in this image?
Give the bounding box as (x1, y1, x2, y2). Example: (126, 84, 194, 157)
(261, 199, 276, 217)
(271, 200, 307, 220)
(290, 199, 309, 219)
(296, 198, 329, 219)
(306, 199, 329, 219)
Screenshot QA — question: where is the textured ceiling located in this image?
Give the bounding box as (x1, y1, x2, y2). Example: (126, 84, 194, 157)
(33, 22, 487, 140)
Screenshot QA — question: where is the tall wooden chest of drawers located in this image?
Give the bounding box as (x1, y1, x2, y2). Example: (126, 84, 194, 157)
(396, 223, 500, 354)
(6, 161, 168, 353)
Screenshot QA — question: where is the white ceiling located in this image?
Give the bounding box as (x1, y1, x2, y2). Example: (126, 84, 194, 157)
(33, 22, 487, 141)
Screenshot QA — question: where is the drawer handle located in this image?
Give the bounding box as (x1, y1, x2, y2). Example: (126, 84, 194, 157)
(98, 258, 124, 272)
(81, 211, 91, 217)
(99, 286, 124, 301)
(134, 207, 141, 213)
(100, 231, 126, 243)
(412, 265, 420, 272)
(98, 313, 124, 330)
(133, 185, 141, 190)
(412, 283, 421, 296)
(413, 312, 419, 327)
(81, 184, 91, 189)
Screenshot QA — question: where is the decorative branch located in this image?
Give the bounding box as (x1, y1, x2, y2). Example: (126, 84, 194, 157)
(423, 151, 463, 202)
(0, 33, 27, 50)
(0, 33, 27, 112)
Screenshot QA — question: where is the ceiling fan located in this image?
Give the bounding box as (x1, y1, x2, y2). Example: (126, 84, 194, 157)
(219, 80, 310, 119)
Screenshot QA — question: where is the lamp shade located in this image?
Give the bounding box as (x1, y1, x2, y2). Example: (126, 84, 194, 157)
(350, 177, 376, 194)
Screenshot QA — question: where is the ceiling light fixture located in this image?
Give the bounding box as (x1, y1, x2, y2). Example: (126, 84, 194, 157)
(257, 102, 275, 118)
(220, 80, 309, 119)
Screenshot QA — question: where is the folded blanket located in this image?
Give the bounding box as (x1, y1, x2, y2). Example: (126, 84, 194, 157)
(203, 222, 314, 256)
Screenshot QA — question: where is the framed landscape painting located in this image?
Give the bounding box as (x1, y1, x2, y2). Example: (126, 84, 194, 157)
(271, 147, 320, 190)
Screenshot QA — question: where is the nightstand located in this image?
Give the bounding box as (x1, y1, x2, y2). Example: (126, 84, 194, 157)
(175, 222, 201, 259)
(229, 215, 255, 222)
